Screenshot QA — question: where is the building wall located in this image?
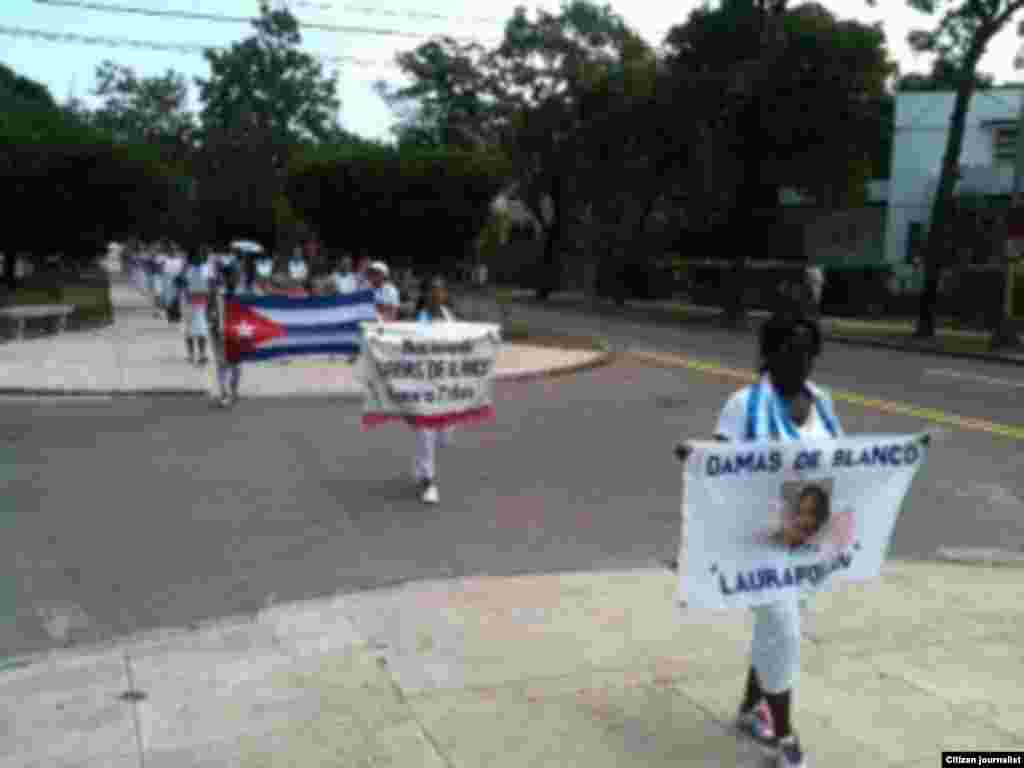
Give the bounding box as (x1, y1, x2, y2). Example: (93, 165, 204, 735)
(886, 88, 1023, 265)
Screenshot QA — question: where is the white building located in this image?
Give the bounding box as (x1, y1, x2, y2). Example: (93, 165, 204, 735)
(887, 87, 1024, 265)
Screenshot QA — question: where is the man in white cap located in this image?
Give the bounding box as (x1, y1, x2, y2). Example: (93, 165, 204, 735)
(367, 261, 400, 321)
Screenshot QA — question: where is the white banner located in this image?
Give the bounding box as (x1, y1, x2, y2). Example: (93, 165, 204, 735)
(679, 433, 929, 610)
(357, 321, 501, 429)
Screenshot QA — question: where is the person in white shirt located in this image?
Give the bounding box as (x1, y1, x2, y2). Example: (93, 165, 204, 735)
(674, 308, 843, 768)
(289, 248, 309, 283)
(182, 250, 215, 365)
(412, 276, 456, 504)
(333, 256, 358, 294)
(253, 258, 273, 295)
(161, 251, 186, 313)
(353, 253, 372, 292)
(367, 261, 400, 321)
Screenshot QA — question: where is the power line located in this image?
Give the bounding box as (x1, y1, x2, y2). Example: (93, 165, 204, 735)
(338, 4, 505, 25)
(32, 0, 494, 42)
(0, 23, 398, 68)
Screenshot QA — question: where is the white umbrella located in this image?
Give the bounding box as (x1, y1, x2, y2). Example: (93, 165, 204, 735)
(231, 240, 264, 254)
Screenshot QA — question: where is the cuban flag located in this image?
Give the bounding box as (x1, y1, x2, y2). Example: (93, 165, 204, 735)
(223, 289, 377, 364)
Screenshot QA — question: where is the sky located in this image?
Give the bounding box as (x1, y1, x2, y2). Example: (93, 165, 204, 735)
(4, 0, 1024, 143)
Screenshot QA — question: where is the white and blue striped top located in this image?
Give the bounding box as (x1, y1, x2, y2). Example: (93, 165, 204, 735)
(714, 374, 843, 442)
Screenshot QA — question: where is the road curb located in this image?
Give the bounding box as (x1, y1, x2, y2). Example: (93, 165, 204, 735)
(933, 546, 1024, 568)
(0, 388, 205, 398)
(507, 297, 1024, 368)
(826, 334, 1024, 368)
(0, 341, 613, 400)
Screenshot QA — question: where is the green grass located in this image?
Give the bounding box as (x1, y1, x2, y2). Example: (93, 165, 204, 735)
(4, 282, 113, 329)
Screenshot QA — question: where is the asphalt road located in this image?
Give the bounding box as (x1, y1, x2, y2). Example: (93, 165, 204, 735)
(2, 306, 1023, 658)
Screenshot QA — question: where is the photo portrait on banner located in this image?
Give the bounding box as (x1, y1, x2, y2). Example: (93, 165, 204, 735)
(679, 433, 928, 610)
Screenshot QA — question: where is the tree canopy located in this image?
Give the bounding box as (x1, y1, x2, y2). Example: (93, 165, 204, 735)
(286, 142, 510, 271)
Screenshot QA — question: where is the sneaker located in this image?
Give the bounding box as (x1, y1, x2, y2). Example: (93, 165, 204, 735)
(776, 735, 807, 768)
(421, 482, 439, 504)
(736, 704, 775, 747)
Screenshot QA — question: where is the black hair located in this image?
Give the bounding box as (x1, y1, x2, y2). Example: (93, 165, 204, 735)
(758, 307, 822, 372)
(797, 484, 831, 531)
(415, 275, 446, 313)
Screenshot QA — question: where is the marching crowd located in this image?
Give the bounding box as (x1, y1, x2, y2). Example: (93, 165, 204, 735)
(127, 240, 456, 506)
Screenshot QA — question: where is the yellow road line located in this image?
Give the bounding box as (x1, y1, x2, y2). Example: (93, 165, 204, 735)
(628, 350, 1024, 441)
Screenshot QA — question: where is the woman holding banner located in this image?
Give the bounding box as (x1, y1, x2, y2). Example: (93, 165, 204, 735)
(675, 308, 841, 768)
(413, 276, 456, 505)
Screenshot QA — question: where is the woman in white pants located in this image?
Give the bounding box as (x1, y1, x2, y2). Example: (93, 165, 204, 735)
(413, 277, 455, 505)
(183, 253, 214, 365)
(675, 307, 843, 768)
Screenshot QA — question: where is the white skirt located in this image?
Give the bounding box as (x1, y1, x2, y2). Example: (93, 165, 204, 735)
(183, 298, 210, 337)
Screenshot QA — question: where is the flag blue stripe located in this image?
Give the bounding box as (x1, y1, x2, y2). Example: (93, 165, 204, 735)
(280, 321, 362, 336)
(234, 290, 376, 311)
(238, 342, 361, 362)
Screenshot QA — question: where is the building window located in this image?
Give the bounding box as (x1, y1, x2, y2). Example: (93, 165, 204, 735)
(994, 125, 1018, 163)
(907, 221, 923, 265)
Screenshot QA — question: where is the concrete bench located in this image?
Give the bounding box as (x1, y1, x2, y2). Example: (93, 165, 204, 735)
(0, 304, 75, 340)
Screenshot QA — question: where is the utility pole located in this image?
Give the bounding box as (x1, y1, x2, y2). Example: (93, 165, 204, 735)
(993, 41, 1024, 349)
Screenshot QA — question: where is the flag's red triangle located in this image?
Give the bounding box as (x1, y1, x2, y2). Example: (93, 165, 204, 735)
(224, 301, 286, 362)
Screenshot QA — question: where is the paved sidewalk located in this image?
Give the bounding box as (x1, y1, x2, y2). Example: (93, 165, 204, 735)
(0, 282, 605, 395)
(496, 289, 1024, 366)
(3, 560, 1021, 767)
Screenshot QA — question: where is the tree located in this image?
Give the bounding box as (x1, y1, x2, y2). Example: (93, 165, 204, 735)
(666, 0, 795, 328)
(664, 1, 896, 322)
(1, 87, 172, 288)
(194, 2, 342, 255)
(484, 1, 651, 300)
(907, 0, 1024, 342)
(573, 41, 678, 304)
(196, 3, 341, 148)
(374, 37, 494, 149)
(90, 60, 195, 145)
(0, 63, 58, 113)
(286, 142, 509, 272)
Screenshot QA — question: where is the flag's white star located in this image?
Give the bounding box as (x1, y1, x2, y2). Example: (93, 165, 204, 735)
(234, 321, 255, 339)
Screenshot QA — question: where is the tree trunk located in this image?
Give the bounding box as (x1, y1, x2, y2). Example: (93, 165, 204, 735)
(722, 95, 766, 330)
(535, 176, 565, 302)
(917, 71, 978, 339)
(2, 250, 16, 292)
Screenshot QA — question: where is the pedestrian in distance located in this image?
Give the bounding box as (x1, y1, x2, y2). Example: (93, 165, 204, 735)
(207, 264, 242, 408)
(367, 261, 400, 321)
(353, 252, 372, 292)
(333, 255, 358, 294)
(412, 276, 456, 505)
(674, 307, 844, 768)
(182, 249, 214, 366)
